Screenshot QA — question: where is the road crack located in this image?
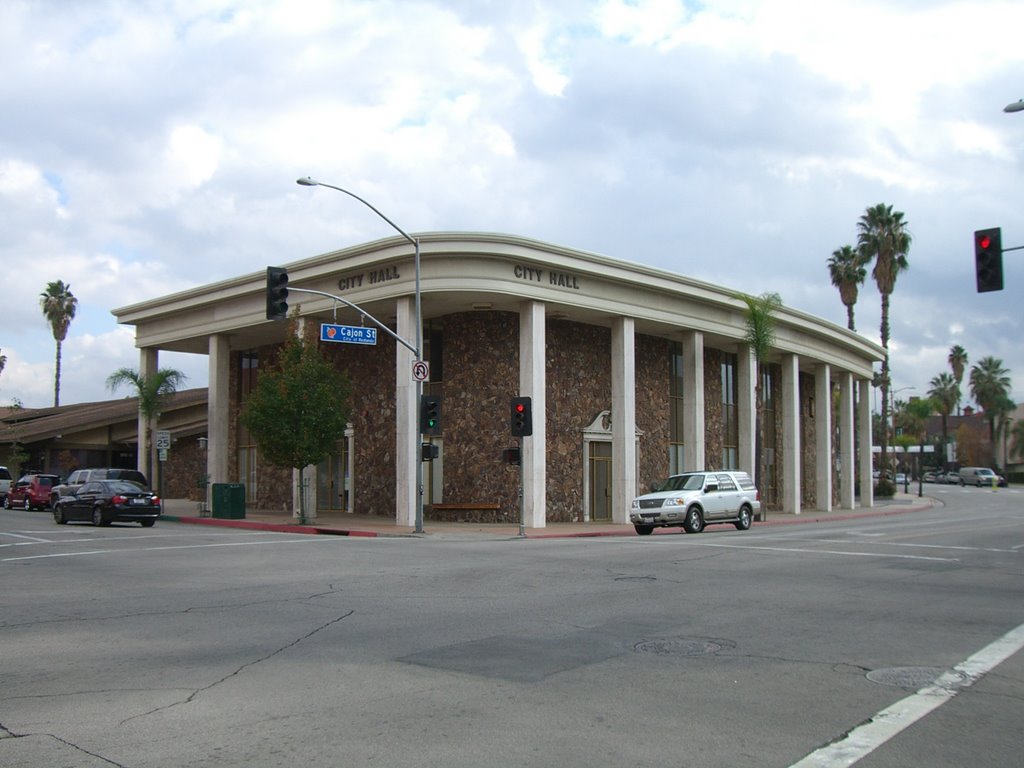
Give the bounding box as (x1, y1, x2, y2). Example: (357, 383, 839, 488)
(119, 609, 355, 725)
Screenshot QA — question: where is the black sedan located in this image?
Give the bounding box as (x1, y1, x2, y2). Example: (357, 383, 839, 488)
(54, 480, 161, 527)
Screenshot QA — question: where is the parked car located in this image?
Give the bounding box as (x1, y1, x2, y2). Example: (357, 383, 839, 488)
(894, 473, 907, 486)
(0, 466, 11, 504)
(922, 471, 936, 483)
(958, 467, 1005, 487)
(49, 468, 148, 507)
(53, 479, 161, 527)
(629, 470, 760, 535)
(5, 473, 61, 510)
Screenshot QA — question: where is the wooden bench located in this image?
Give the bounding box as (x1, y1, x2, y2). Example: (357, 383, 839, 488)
(429, 502, 504, 523)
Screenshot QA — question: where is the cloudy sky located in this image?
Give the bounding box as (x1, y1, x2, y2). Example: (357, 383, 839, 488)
(1, 0, 1022, 413)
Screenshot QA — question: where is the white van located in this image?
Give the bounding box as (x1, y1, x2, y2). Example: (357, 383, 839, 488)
(0, 466, 11, 504)
(958, 467, 998, 487)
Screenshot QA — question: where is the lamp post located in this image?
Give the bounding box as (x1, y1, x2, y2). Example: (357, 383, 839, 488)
(296, 177, 425, 533)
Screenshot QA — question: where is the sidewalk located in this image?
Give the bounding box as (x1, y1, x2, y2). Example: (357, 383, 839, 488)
(159, 492, 936, 540)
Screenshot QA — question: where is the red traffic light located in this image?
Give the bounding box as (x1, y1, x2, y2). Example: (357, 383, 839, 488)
(515, 402, 525, 413)
(978, 234, 991, 250)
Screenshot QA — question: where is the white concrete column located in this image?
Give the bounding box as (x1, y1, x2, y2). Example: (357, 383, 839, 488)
(858, 377, 874, 508)
(682, 330, 705, 471)
(815, 363, 832, 512)
(207, 335, 231, 515)
(839, 371, 855, 510)
(519, 300, 547, 528)
(138, 348, 158, 479)
(395, 296, 417, 526)
(611, 317, 637, 525)
(737, 346, 756, 477)
(781, 353, 801, 515)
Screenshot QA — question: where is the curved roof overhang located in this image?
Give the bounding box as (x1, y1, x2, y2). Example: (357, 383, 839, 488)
(112, 232, 883, 379)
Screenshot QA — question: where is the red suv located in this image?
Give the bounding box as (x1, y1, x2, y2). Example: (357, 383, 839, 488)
(5, 474, 60, 511)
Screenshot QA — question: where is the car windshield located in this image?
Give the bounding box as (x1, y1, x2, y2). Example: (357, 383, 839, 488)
(661, 473, 706, 492)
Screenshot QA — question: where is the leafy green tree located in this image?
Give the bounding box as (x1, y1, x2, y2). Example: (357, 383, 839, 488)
(1010, 419, 1024, 464)
(968, 356, 1012, 445)
(927, 372, 958, 466)
(40, 280, 78, 407)
(736, 291, 781, 511)
(904, 397, 934, 493)
(107, 367, 188, 484)
(857, 203, 912, 493)
(948, 344, 968, 415)
(240, 324, 351, 523)
(827, 244, 869, 331)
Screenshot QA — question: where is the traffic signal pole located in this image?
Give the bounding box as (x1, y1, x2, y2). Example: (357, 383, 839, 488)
(296, 177, 426, 533)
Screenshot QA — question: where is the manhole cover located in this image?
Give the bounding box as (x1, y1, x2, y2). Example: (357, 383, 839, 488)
(633, 636, 735, 656)
(866, 666, 966, 690)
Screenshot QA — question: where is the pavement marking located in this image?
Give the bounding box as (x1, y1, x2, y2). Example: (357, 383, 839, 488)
(0, 531, 53, 544)
(1, 536, 346, 562)
(788, 621, 1024, 768)
(684, 541, 960, 562)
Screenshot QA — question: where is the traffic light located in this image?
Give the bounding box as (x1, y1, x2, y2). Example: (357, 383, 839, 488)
(502, 446, 521, 465)
(421, 442, 439, 461)
(266, 266, 289, 320)
(974, 228, 1003, 293)
(420, 394, 441, 435)
(511, 396, 533, 437)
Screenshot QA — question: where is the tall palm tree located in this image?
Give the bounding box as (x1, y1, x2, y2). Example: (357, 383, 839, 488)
(827, 245, 869, 331)
(968, 356, 1011, 446)
(40, 281, 78, 407)
(948, 344, 968, 416)
(107, 367, 187, 484)
(736, 291, 781, 512)
(857, 203, 912, 480)
(927, 372, 958, 467)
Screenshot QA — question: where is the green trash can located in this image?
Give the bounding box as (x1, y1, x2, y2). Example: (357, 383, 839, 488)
(212, 483, 246, 519)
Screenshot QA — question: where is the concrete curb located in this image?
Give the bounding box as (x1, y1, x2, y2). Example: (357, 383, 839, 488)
(161, 496, 936, 540)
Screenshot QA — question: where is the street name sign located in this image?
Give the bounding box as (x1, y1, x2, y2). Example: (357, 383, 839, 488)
(320, 323, 377, 345)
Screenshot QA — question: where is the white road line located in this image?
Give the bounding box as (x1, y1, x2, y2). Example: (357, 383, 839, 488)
(1, 537, 345, 562)
(789, 621, 1024, 767)
(0, 531, 52, 544)
(689, 542, 959, 562)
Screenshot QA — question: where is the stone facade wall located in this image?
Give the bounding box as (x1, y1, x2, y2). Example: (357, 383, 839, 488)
(224, 312, 822, 520)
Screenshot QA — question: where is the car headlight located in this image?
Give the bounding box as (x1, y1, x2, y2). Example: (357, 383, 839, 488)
(631, 499, 640, 509)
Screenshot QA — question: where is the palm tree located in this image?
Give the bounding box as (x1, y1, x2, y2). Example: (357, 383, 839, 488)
(968, 356, 1011, 448)
(827, 245, 869, 331)
(736, 291, 781, 513)
(107, 367, 187, 484)
(948, 345, 968, 416)
(40, 281, 78, 407)
(927, 372, 958, 467)
(857, 203, 912, 484)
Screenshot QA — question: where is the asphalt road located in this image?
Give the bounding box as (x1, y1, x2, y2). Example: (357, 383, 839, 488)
(1, 486, 1022, 768)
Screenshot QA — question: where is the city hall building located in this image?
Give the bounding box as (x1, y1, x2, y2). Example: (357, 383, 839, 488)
(113, 233, 883, 527)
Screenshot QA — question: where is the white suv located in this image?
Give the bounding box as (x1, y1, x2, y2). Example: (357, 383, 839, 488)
(630, 470, 760, 535)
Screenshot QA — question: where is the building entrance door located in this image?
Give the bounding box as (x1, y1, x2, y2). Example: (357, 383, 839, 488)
(317, 439, 350, 513)
(589, 441, 612, 522)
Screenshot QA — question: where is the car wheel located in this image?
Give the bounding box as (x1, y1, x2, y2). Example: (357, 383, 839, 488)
(683, 506, 704, 534)
(634, 524, 654, 536)
(92, 508, 108, 527)
(54, 505, 67, 525)
(140, 519, 156, 528)
(2, 496, 8, 509)
(735, 505, 752, 531)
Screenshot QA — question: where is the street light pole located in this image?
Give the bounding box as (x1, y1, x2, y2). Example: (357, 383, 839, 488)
(296, 177, 425, 533)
